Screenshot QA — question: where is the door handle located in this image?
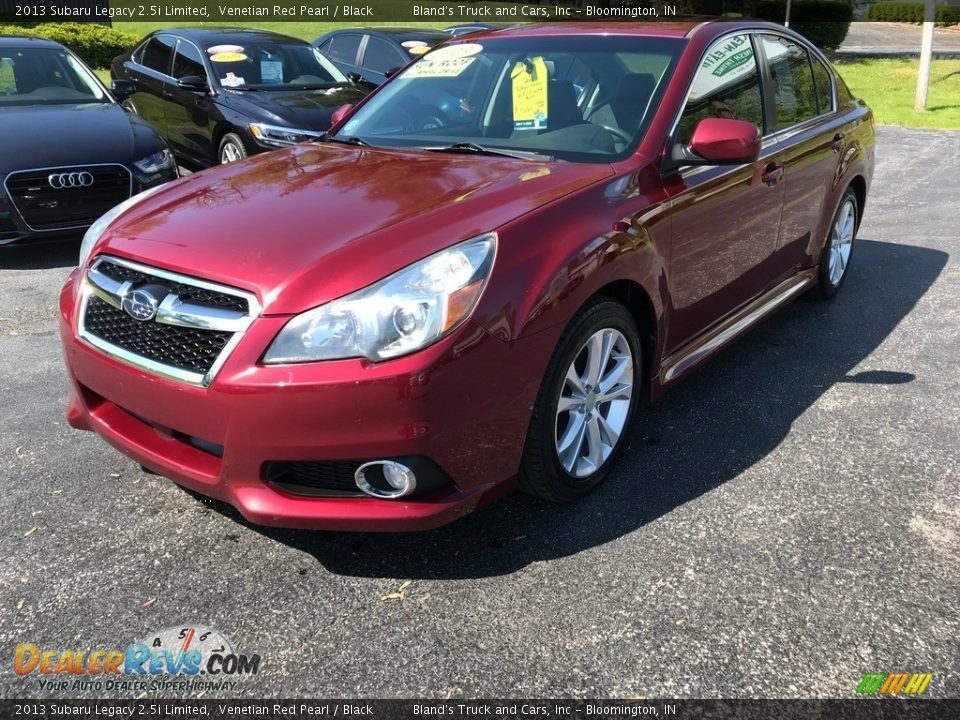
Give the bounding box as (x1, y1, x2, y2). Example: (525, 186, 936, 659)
(761, 161, 784, 187)
(830, 133, 845, 153)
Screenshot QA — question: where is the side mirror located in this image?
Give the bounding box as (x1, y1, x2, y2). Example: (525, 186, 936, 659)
(346, 72, 377, 89)
(111, 79, 135, 101)
(329, 104, 355, 129)
(176, 75, 208, 92)
(675, 118, 761, 166)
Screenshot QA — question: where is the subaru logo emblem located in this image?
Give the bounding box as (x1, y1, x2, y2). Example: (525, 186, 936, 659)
(121, 285, 168, 322)
(48, 171, 94, 190)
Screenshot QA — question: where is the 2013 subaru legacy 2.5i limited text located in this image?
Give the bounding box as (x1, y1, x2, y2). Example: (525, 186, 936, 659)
(60, 22, 875, 531)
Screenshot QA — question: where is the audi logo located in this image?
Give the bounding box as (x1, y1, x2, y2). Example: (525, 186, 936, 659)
(48, 172, 94, 190)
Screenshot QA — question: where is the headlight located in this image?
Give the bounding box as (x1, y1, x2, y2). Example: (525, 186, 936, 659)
(263, 234, 496, 363)
(78, 184, 168, 268)
(249, 123, 323, 147)
(133, 148, 174, 174)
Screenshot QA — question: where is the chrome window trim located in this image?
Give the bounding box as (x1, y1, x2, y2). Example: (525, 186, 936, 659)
(666, 27, 838, 154)
(2, 163, 133, 233)
(78, 254, 261, 388)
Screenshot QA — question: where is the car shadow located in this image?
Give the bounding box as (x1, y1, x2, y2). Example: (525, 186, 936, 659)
(0, 237, 80, 270)
(189, 238, 948, 579)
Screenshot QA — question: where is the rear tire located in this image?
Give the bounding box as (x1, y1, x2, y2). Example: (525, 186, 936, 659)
(219, 133, 247, 164)
(813, 187, 858, 300)
(519, 298, 642, 502)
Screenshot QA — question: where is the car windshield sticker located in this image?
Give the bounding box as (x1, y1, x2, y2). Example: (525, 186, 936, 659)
(404, 57, 474, 78)
(511, 56, 549, 130)
(261, 56, 283, 84)
(403, 43, 483, 78)
(210, 52, 248, 63)
(408, 45, 431, 56)
(207, 44, 244, 55)
(401, 40, 427, 49)
(221, 72, 245, 88)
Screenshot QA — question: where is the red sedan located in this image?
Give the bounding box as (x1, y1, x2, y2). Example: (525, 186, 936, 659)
(60, 21, 874, 531)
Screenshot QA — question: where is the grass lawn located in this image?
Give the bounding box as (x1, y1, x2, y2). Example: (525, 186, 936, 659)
(835, 58, 960, 130)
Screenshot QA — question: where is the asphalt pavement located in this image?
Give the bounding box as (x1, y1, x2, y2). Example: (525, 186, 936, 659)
(839, 22, 960, 58)
(1, 127, 958, 699)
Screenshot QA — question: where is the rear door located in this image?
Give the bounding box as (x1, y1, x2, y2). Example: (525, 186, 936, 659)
(663, 32, 787, 350)
(165, 38, 215, 165)
(124, 35, 176, 138)
(318, 34, 364, 79)
(358, 36, 407, 85)
(757, 33, 845, 277)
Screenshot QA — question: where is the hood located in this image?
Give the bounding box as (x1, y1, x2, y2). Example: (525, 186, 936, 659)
(0, 103, 155, 169)
(224, 84, 369, 130)
(100, 143, 614, 314)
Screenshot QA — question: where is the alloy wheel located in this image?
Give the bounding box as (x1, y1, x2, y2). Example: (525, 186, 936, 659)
(828, 198, 856, 286)
(554, 328, 634, 478)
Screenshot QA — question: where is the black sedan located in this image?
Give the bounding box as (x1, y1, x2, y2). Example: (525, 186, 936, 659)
(0, 35, 177, 247)
(313, 27, 450, 87)
(111, 28, 371, 168)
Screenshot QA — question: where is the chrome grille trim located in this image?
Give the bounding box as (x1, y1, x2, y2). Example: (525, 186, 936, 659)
(78, 255, 261, 387)
(3, 163, 133, 233)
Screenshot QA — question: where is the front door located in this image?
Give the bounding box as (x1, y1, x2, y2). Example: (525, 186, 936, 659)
(662, 32, 787, 351)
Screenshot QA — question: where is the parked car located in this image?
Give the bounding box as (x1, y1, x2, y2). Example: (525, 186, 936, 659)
(0, 36, 176, 247)
(313, 27, 450, 86)
(61, 22, 874, 531)
(111, 28, 371, 168)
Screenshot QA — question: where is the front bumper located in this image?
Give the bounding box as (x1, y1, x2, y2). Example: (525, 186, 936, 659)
(59, 270, 551, 531)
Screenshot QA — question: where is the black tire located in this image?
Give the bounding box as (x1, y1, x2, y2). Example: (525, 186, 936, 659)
(813, 187, 859, 300)
(519, 298, 643, 502)
(218, 133, 248, 164)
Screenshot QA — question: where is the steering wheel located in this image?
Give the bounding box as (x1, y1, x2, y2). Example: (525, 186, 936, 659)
(410, 104, 449, 132)
(599, 124, 633, 146)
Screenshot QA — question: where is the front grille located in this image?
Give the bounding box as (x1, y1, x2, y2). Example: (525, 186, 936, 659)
(96, 261, 249, 313)
(5, 165, 131, 231)
(265, 461, 364, 496)
(84, 296, 232, 375)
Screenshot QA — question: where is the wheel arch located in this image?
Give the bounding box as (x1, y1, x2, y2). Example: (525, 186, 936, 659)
(591, 279, 658, 391)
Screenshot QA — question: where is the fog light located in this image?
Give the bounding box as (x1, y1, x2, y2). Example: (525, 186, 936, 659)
(355, 461, 417, 499)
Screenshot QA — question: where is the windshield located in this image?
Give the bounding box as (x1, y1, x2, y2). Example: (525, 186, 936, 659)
(206, 41, 348, 90)
(0, 46, 108, 107)
(336, 35, 683, 162)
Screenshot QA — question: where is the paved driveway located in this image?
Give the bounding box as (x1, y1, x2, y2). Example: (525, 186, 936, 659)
(1, 127, 958, 698)
(840, 21, 960, 57)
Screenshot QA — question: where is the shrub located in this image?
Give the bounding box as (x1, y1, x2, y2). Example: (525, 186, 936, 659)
(869, 3, 960, 25)
(0, 23, 139, 68)
(754, 1, 854, 52)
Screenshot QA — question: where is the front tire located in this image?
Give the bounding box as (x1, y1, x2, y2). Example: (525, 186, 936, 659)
(219, 133, 247, 164)
(814, 187, 858, 299)
(520, 299, 642, 502)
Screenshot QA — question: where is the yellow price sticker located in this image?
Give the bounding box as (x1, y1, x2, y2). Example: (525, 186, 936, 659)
(511, 57, 549, 130)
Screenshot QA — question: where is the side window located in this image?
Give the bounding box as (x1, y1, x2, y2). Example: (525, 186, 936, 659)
(140, 36, 175, 75)
(362, 37, 404, 75)
(811, 57, 834, 115)
(172, 40, 206, 80)
(677, 33, 763, 145)
(760, 35, 819, 129)
(325, 35, 362, 66)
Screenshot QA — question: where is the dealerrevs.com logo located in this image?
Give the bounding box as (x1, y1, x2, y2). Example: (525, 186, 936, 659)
(13, 626, 261, 693)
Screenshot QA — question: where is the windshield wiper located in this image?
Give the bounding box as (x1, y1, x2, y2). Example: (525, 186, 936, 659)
(320, 134, 370, 147)
(422, 142, 552, 161)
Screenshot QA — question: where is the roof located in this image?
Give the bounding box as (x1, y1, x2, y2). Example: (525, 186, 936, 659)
(324, 27, 450, 41)
(151, 27, 308, 46)
(0, 35, 64, 49)
(476, 21, 704, 39)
